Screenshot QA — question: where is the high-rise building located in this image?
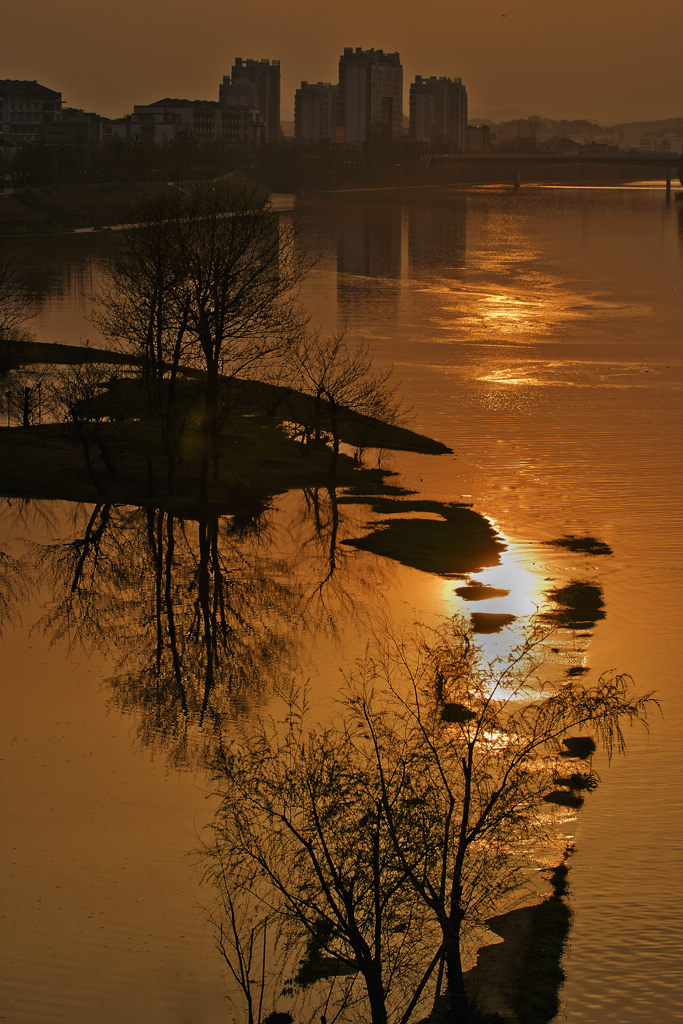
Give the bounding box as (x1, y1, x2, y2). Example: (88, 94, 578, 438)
(219, 58, 280, 145)
(409, 76, 468, 151)
(294, 82, 338, 144)
(338, 48, 403, 145)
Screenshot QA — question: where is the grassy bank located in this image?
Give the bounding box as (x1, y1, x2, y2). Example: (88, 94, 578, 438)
(0, 340, 450, 515)
(0, 181, 177, 235)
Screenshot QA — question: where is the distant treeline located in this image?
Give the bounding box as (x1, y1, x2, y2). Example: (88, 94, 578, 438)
(5, 135, 440, 190)
(2, 139, 680, 236)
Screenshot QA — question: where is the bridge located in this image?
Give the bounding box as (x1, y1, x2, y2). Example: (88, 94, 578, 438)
(431, 151, 681, 194)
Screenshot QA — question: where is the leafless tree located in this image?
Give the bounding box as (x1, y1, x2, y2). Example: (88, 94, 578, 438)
(94, 193, 193, 411)
(207, 685, 442, 1024)
(95, 181, 310, 497)
(0, 259, 33, 341)
(289, 330, 403, 475)
(343, 617, 657, 1022)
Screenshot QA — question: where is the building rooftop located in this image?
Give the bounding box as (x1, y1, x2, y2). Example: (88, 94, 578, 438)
(136, 98, 221, 109)
(0, 80, 61, 99)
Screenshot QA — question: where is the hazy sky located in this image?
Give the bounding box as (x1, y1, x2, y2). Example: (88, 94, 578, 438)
(2, 0, 681, 123)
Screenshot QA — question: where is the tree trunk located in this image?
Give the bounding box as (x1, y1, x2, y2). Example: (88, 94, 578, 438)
(444, 916, 471, 1023)
(364, 968, 388, 1024)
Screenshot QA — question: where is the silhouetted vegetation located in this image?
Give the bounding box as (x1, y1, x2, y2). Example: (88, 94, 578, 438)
(1, 179, 450, 512)
(205, 617, 655, 1023)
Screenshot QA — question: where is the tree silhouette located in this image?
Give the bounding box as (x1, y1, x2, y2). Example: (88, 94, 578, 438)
(343, 618, 657, 1022)
(207, 617, 656, 1024)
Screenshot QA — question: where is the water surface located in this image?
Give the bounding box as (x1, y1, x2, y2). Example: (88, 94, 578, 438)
(2, 183, 681, 1022)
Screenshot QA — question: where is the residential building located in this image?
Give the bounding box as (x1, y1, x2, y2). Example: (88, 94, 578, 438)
(338, 48, 403, 145)
(0, 80, 62, 144)
(131, 99, 222, 145)
(294, 82, 338, 143)
(221, 106, 265, 148)
(409, 76, 467, 151)
(101, 116, 131, 145)
(220, 58, 280, 144)
(466, 124, 492, 152)
(130, 98, 263, 148)
(43, 107, 102, 146)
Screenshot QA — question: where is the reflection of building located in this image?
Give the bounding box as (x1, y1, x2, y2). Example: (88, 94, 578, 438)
(337, 194, 467, 282)
(294, 82, 338, 144)
(406, 195, 467, 280)
(220, 58, 280, 144)
(336, 193, 468, 322)
(409, 76, 467, 151)
(338, 200, 404, 279)
(0, 80, 62, 144)
(337, 199, 404, 322)
(338, 48, 403, 144)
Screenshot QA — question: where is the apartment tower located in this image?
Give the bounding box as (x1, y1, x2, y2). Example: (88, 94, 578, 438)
(409, 76, 468, 151)
(219, 57, 280, 144)
(294, 82, 338, 143)
(338, 48, 403, 145)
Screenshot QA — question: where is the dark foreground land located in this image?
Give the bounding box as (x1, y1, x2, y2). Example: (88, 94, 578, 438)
(0, 339, 450, 515)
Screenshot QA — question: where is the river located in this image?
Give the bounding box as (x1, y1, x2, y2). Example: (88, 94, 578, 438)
(1, 182, 681, 1023)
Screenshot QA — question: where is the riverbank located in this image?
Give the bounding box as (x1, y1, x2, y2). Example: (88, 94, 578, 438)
(0, 180, 176, 235)
(0, 340, 451, 514)
(1, 161, 671, 235)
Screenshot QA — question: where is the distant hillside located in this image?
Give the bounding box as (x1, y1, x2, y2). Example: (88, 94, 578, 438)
(488, 116, 683, 150)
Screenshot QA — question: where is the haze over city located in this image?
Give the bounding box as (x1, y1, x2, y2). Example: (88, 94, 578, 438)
(2, 0, 682, 123)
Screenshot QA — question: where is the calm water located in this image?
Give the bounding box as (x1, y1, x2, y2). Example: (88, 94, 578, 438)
(1, 184, 682, 1022)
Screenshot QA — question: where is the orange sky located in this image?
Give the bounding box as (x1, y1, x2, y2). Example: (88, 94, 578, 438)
(2, 0, 681, 123)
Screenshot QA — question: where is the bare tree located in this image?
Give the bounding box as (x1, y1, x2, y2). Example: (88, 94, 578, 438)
(47, 363, 124, 487)
(94, 193, 192, 412)
(343, 617, 657, 1022)
(289, 330, 403, 475)
(96, 181, 310, 497)
(0, 259, 32, 341)
(207, 686, 442, 1024)
(0, 259, 35, 410)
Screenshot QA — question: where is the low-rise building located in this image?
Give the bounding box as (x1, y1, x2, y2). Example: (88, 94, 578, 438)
(130, 98, 263, 148)
(43, 107, 102, 146)
(0, 80, 62, 144)
(466, 124, 492, 152)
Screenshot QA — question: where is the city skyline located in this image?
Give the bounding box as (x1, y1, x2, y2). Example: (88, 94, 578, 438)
(1, 0, 681, 125)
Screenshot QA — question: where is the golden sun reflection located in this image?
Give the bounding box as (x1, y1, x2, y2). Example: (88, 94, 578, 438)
(437, 525, 547, 665)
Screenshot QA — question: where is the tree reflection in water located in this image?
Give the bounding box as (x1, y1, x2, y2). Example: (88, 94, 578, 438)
(32, 489, 382, 767)
(12, 487, 650, 1024)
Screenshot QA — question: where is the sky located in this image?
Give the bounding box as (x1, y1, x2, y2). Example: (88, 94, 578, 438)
(2, 0, 682, 124)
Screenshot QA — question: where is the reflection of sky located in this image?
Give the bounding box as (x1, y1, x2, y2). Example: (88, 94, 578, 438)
(433, 525, 546, 664)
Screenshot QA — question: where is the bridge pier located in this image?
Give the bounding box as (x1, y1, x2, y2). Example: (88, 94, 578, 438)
(666, 166, 671, 202)
(513, 166, 521, 191)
